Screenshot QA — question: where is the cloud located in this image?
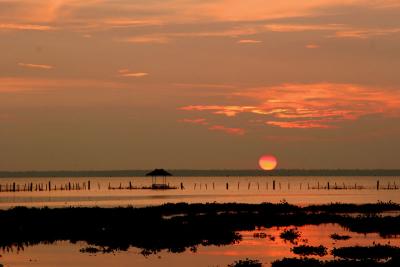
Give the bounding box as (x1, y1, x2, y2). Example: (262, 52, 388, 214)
(173, 83, 236, 89)
(180, 83, 400, 129)
(264, 23, 343, 32)
(305, 44, 320, 49)
(118, 25, 261, 44)
(18, 63, 54, 69)
(333, 28, 400, 38)
(179, 118, 208, 125)
(121, 36, 170, 44)
(209, 125, 245, 136)
(118, 69, 149, 77)
(0, 77, 128, 93)
(181, 105, 257, 117)
(0, 23, 54, 31)
(179, 117, 244, 136)
(264, 23, 400, 39)
(238, 39, 262, 44)
(266, 120, 333, 129)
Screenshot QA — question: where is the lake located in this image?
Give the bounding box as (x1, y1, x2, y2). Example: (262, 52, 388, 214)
(0, 176, 399, 208)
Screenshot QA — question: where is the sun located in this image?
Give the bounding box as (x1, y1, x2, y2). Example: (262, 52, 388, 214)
(259, 155, 278, 170)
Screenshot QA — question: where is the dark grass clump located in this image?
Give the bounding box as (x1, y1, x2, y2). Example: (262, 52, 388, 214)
(271, 257, 398, 267)
(292, 245, 328, 257)
(228, 258, 262, 267)
(304, 202, 400, 214)
(79, 246, 115, 254)
(332, 245, 400, 260)
(330, 233, 351, 241)
(272, 258, 322, 267)
(280, 228, 301, 244)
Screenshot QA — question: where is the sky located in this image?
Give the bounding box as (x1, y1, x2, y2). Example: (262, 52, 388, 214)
(1, 0, 400, 170)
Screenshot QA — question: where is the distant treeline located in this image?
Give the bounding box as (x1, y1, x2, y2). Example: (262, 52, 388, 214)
(0, 169, 400, 178)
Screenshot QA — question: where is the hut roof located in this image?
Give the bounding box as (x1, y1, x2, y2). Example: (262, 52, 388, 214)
(145, 169, 172, 176)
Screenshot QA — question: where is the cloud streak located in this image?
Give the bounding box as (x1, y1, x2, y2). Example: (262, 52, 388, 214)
(238, 39, 262, 44)
(180, 83, 400, 129)
(209, 125, 245, 136)
(0, 23, 54, 31)
(18, 63, 54, 69)
(179, 118, 208, 125)
(118, 69, 149, 77)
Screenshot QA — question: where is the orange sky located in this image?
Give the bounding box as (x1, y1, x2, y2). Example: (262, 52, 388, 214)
(1, 0, 400, 170)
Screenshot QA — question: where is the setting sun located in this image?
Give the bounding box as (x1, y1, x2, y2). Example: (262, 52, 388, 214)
(259, 155, 278, 170)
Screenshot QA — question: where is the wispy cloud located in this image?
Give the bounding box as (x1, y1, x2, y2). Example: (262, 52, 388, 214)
(305, 44, 320, 49)
(266, 120, 333, 129)
(333, 28, 400, 38)
(181, 105, 257, 117)
(179, 118, 208, 125)
(179, 117, 244, 136)
(121, 36, 170, 44)
(0, 23, 54, 31)
(180, 83, 400, 129)
(118, 69, 149, 77)
(238, 39, 262, 44)
(265, 23, 344, 32)
(173, 83, 236, 89)
(209, 125, 245, 136)
(18, 63, 54, 69)
(0, 77, 128, 93)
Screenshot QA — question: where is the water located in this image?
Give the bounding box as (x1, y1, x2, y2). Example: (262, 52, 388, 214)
(1, 224, 399, 267)
(0, 176, 399, 208)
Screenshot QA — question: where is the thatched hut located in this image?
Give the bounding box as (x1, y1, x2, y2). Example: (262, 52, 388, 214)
(146, 169, 172, 189)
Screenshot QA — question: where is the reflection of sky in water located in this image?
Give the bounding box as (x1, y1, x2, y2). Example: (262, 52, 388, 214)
(2, 224, 400, 267)
(1, 176, 400, 208)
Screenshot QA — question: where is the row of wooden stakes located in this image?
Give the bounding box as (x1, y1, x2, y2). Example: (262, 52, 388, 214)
(0, 180, 399, 192)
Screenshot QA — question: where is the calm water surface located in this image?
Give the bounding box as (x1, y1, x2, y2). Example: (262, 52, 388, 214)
(1, 176, 399, 208)
(1, 224, 399, 267)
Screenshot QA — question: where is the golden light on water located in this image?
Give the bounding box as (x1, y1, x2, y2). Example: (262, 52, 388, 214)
(258, 155, 278, 170)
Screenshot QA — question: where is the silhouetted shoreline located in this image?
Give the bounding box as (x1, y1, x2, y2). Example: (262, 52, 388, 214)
(1, 202, 400, 255)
